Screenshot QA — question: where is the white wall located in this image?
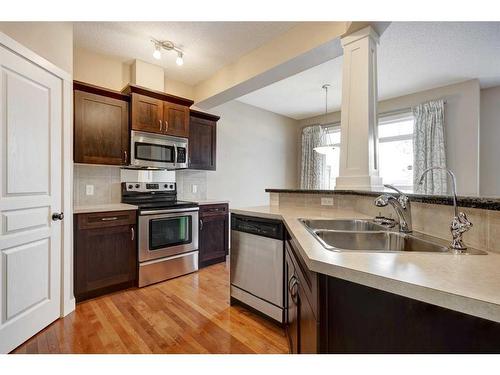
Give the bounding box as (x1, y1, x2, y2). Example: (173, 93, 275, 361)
(298, 80, 481, 196)
(203, 101, 299, 208)
(0, 22, 73, 73)
(480, 86, 500, 197)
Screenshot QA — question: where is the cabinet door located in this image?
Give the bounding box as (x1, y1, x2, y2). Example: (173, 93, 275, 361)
(189, 116, 217, 170)
(74, 90, 129, 165)
(199, 213, 228, 267)
(131, 93, 164, 134)
(298, 281, 318, 353)
(164, 102, 189, 137)
(74, 224, 137, 302)
(285, 248, 299, 354)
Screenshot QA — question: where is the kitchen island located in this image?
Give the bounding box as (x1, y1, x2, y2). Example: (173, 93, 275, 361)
(231, 205, 500, 353)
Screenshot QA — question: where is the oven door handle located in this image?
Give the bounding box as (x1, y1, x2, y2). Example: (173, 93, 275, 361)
(140, 207, 199, 215)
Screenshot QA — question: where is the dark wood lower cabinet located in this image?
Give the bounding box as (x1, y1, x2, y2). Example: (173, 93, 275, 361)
(74, 210, 137, 302)
(198, 204, 229, 268)
(285, 230, 500, 354)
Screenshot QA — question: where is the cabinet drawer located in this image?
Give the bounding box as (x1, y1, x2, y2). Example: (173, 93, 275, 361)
(199, 203, 228, 217)
(77, 210, 136, 230)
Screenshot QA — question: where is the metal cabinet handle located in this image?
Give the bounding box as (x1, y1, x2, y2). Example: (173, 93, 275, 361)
(131, 227, 135, 241)
(164, 119, 169, 132)
(101, 217, 118, 221)
(159, 120, 162, 131)
(123, 150, 127, 164)
(200, 219, 203, 230)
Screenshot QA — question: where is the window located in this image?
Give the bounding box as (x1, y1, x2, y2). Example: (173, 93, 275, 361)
(319, 112, 414, 191)
(378, 112, 415, 191)
(323, 125, 341, 189)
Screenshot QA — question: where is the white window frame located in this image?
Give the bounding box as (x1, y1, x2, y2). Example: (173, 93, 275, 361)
(377, 111, 415, 191)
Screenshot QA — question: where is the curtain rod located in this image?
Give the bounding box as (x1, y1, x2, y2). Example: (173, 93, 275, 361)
(379, 99, 447, 118)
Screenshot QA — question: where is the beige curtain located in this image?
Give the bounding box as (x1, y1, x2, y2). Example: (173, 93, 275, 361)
(413, 99, 447, 194)
(300, 125, 326, 189)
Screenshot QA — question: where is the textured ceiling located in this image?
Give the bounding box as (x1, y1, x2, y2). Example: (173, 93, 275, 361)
(238, 22, 500, 120)
(73, 22, 298, 86)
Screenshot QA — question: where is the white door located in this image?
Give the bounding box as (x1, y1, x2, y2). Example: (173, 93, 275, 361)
(0, 44, 63, 353)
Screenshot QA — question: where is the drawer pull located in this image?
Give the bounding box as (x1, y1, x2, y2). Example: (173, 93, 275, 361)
(131, 227, 135, 241)
(101, 217, 118, 221)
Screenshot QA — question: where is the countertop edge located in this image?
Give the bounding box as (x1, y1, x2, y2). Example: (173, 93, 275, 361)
(74, 203, 138, 214)
(230, 207, 500, 324)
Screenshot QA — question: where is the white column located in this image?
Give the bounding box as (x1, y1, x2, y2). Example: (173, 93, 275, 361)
(335, 26, 383, 191)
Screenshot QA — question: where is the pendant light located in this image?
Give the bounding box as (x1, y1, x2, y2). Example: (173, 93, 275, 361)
(314, 84, 335, 155)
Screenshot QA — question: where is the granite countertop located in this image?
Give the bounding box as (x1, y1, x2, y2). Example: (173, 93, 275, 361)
(74, 203, 138, 214)
(231, 205, 500, 323)
(265, 188, 500, 211)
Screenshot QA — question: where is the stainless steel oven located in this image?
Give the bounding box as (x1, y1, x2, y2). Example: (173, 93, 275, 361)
(138, 207, 199, 262)
(130, 130, 188, 169)
(137, 207, 199, 287)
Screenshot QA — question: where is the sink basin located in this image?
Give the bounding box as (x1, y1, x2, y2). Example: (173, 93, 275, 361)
(314, 230, 450, 253)
(300, 218, 389, 232)
(300, 218, 487, 254)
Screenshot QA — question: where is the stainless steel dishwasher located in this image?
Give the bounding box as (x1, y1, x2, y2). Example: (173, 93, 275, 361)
(230, 214, 284, 323)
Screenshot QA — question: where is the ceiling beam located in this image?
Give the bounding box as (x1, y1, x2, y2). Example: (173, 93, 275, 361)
(193, 21, 391, 110)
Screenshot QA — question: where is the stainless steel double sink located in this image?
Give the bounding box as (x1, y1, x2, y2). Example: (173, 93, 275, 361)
(300, 219, 487, 254)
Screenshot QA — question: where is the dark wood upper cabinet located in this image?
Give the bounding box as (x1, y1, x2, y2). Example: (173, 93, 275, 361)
(189, 110, 220, 170)
(73, 81, 129, 165)
(164, 102, 190, 137)
(123, 84, 193, 138)
(198, 203, 228, 268)
(131, 93, 163, 134)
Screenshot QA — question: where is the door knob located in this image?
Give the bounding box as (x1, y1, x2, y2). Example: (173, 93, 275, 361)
(52, 212, 64, 221)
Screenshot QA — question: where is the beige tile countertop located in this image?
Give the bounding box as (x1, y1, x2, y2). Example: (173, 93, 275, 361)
(74, 203, 138, 214)
(231, 205, 500, 323)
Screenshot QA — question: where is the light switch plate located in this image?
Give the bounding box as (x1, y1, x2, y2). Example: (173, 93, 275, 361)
(86, 184, 94, 196)
(321, 197, 334, 206)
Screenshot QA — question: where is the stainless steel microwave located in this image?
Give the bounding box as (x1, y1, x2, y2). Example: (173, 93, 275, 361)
(130, 130, 188, 170)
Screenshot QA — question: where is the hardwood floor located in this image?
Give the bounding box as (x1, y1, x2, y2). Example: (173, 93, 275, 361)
(12, 261, 289, 354)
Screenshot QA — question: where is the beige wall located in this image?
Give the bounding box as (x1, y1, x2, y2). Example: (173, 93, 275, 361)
(0, 22, 73, 73)
(74, 47, 131, 90)
(74, 47, 193, 98)
(480, 86, 500, 197)
(298, 80, 481, 196)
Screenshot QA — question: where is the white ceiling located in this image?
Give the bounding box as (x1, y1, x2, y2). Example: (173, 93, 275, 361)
(238, 22, 500, 120)
(73, 22, 298, 86)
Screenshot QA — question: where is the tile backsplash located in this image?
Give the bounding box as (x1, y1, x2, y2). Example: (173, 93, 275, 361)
(73, 165, 208, 206)
(176, 170, 207, 201)
(74, 164, 176, 206)
(74, 165, 121, 206)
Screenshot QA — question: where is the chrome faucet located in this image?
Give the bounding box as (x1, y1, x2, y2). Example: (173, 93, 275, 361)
(374, 184, 412, 233)
(417, 167, 472, 251)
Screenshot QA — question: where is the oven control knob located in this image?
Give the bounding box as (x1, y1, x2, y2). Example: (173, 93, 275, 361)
(128, 184, 133, 189)
(169, 184, 174, 189)
(135, 184, 140, 188)
(164, 184, 168, 188)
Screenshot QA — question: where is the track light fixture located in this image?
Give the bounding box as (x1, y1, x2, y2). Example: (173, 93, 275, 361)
(151, 39, 184, 66)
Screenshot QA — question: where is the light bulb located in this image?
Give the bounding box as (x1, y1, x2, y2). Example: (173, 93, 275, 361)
(176, 52, 184, 66)
(153, 46, 161, 60)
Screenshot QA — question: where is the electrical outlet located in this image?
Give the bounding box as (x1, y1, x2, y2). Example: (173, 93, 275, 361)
(85, 184, 94, 196)
(191, 184, 198, 194)
(321, 197, 334, 206)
